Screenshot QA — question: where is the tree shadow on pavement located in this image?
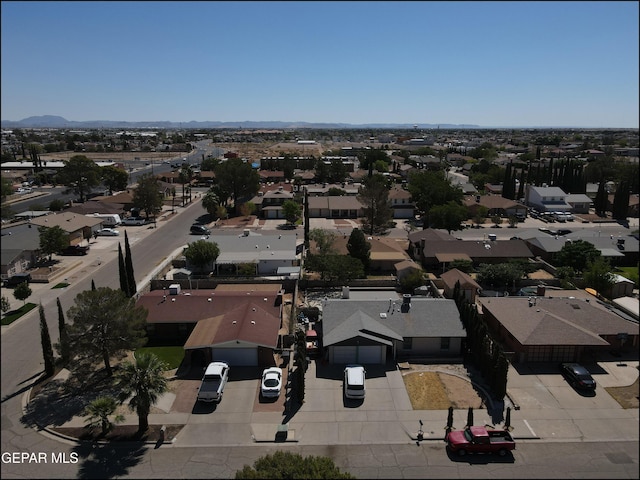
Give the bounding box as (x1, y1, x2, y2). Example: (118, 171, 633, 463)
(282, 365, 302, 423)
(73, 441, 148, 479)
(446, 448, 515, 464)
(21, 369, 121, 430)
(1, 371, 46, 404)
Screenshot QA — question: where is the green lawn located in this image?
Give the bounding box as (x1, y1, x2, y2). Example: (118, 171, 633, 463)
(135, 346, 184, 370)
(1, 303, 37, 325)
(615, 266, 639, 287)
(51, 282, 70, 289)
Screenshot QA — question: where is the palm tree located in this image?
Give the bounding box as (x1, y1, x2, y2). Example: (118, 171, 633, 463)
(115, 352, 168, 434)
(84, 396, 124, 436)
(178, 164, 193, 207)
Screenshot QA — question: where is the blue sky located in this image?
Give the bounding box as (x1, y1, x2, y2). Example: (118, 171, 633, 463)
(1, 1, 638, 127)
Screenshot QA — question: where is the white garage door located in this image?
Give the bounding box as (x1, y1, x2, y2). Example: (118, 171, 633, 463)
(212, 348, 257, 366)
(331, 345, 383, 364)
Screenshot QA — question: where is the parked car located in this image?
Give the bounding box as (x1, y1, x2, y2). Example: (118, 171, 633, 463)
(61, 245, 90, 256)
(190, 224, 211, 235)
(121, 216, 147, 226)
(446, 426, 516, 456)
(96, 228, 120, 236)
(560, 363, 596, 391)
(344, 364, 366, 399)
(197, 362, 230, 403)
(4, 272, 32, 287)
(260, 367, 283, 398)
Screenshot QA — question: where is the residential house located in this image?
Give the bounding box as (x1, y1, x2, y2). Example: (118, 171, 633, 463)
(321, 296, 465, 364)
(409, 155, 441, 170)
(307, 195, 364, 219)
(66, 199, 126, 216)
(205, 230, 299, 275)
(0, 223, 41, 280)
(408, 229, 534, 270)
(484, 184, 503, 195)
(440, 268, 481, 303)
(565, 193, 593, 214)
(304, 183, 360, 196)
(258, 170, 285, 184)
(388, 185, 414, 219)
(91, 190, 136, 213)
(30, 211, 103, 246)
(525, 185, 572, 212)
(464, 195, 527, 219)
(310, 234, 410, 273)
(522, 231, 639, 267)
(479, 296, 639, 363)
(250, 185, 294, 219)
(137, 284, 283, 367)
(394, 259, 423, 284)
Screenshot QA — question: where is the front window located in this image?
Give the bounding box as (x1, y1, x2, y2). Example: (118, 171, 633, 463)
(440, 337, 450, 351)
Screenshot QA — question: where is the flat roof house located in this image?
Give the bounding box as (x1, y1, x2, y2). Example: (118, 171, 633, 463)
(205, 230, 299, 276)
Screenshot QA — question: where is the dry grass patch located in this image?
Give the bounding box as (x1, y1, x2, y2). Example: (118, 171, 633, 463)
(403, 372, 450, 410)
(403, 371, 486, 410)
(605, 376, 639, 409)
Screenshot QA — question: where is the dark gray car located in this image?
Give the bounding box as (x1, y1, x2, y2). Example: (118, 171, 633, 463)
(190, 224, 211, 235)
(560, 363, 596, 391)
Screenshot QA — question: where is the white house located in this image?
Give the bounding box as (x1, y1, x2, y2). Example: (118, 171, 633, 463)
(201, 231, 299, 276)
(525, 185, 572, 212)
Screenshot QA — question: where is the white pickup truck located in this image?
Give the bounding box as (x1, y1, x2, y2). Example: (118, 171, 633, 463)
(197, 362, 230, 403)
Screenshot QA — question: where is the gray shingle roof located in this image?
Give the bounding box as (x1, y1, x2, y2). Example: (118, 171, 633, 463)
(322, 298, 464, 347)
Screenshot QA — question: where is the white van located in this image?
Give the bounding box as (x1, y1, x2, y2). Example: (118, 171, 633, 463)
(344, 365, 366, 399)
(87, 213, 122, 227)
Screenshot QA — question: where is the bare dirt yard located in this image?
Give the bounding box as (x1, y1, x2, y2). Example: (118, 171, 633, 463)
(402, 370, 485, 410)
(605, 375, 639, 409)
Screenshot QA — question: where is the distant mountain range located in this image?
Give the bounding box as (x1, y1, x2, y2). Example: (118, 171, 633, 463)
(1, 115, 481, 130)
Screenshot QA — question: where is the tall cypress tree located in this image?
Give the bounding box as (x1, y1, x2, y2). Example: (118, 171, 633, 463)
(594, 178, 607, 217)
(56, 297, 70, 367)
(612, 180, 630, 221)
(502, 162, 512, 199)
(303, 189, 310, 249)
(124, 231, 136, 297)
(39, 303, 55, 377)
(118, 242, 129, 296)
(91, 279, 96, 291)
